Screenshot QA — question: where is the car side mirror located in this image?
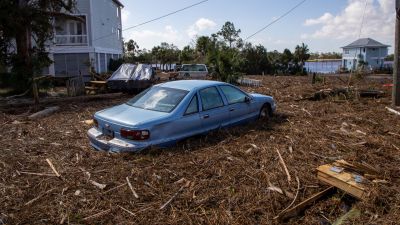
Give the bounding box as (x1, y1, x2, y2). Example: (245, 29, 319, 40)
(244, 96, 251, 103)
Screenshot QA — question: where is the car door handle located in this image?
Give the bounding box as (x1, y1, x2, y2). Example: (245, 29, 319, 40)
(203, 114, 209, 119)
(229, 108, 235, 112)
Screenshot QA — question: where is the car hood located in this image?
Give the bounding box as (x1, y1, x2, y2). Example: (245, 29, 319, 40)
(95, 103, 169, 127)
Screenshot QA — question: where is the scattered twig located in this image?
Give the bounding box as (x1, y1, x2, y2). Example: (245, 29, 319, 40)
(126, 177, 139, 199)
(310, 152, 341, 160)
(118, 205, 136, 217)
(46, 158, 61, 177)
(103, 183, 127, 194)
(19, 171, 57, 177)
(275, 176, 301, 219)
(276, 149, 291, 184)
(386, 107, 400, 116)
(25, 188, 55, 206)
(83, 209, 111, 221)
(160, 181, 190, 210)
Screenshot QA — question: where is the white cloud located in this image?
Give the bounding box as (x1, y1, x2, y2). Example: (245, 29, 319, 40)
(187, 18, 217, 38)
(301, 0, 395, 44)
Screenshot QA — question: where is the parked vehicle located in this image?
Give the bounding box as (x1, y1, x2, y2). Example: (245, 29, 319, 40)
(88, 80, 276, 152)
(107, 64, 157, 93)
(178, 64, 208, 79)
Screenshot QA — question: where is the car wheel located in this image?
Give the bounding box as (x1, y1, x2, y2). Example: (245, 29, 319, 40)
(184, 73, 190, 78)
(259, 104, 271, 122)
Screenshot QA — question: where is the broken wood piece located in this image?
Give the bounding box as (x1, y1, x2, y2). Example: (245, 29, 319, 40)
(90, 180, 107, 190)
(28, 106, 60, 120)
(84, 119, 94, 125)
(386, 107, 400, 116)
(275, 186, 335, 221)
(126, 177, 139, 199)
(276, 149, 291, 184)
(83, 209, 111, 221)
(46, 158, 61, 177)
(317, 163, 367, 200)
(160, 181, 190, 210)
(274, 176, 301, 219)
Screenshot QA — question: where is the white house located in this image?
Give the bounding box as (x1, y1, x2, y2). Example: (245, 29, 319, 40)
(341, 38, 390, 71)
(46, 0, 124, 78)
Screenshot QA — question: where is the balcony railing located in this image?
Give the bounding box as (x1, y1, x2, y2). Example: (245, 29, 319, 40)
(55, 35, 88, 46)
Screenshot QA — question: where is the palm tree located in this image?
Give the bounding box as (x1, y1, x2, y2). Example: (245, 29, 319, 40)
(294, 43, 310, 69)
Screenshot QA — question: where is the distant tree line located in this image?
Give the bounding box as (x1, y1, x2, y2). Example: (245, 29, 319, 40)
(117, 21, 311, 82)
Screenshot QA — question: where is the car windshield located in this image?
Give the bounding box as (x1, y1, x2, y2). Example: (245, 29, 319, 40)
(126, 87, 189, 113)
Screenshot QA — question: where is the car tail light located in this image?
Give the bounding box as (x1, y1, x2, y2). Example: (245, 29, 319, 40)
(93, 118, 98, 127)
(120, 129, 150, 140)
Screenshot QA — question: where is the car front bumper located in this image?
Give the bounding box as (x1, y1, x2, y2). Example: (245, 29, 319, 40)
(87, 128, 148, 152)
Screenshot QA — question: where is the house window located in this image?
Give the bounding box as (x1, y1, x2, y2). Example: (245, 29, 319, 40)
(55, 16, 87, 45)
(117, 29, 121, 40)
(344, 49, 349, 54)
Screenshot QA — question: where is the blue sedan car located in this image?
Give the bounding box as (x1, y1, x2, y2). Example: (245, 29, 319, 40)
(88, 80, 276, 152)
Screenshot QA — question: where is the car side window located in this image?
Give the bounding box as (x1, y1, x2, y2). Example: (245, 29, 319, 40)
(185, 94, 198, 115)
(220, 85, 247, 104)
(199, 87, 224, 111)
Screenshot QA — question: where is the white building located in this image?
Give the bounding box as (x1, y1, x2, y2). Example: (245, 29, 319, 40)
(46, 0, 124, 78)
(341, 38, 390, 71)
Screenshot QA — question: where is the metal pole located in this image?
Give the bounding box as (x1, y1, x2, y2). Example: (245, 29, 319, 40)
(393, 0, 400, 106)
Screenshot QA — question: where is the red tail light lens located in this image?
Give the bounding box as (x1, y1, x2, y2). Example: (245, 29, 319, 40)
(93, 118, 98, 127)
(120, 129, 150, 140)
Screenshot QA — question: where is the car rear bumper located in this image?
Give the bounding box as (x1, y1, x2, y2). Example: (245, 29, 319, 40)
(87, 128, 148, 152)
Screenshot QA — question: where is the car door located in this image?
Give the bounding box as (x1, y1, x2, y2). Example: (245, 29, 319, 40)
(172, 94, 203, 139)
(219, 85, 253, 125)
(199, 86, 230, 131)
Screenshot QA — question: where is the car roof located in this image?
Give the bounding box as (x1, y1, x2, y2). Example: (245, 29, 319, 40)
(157, 80, 225, 91)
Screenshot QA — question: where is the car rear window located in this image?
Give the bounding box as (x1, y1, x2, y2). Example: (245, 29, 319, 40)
(126, 87, 188, 113)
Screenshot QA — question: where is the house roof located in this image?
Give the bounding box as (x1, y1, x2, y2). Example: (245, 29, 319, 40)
(342, 38, 390, 48)
(112, 0, 124, 7)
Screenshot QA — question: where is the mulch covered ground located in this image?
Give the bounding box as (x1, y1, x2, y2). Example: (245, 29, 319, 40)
(1, 75, 399, 224)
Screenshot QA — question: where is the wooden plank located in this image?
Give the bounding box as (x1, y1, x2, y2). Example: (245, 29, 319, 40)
(317, 164, 366, 200)
(275, 186, 336, 221)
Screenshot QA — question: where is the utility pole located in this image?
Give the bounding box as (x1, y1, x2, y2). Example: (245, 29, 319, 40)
(393, 0, 400, 106)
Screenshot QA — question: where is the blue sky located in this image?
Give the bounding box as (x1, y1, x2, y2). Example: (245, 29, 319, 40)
(121, 0, 395, 53)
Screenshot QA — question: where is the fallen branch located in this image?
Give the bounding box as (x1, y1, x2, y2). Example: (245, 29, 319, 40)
(25, 188, 56, 206)
(126, 177, 139, 199)
(29, 106, 60, 120)
(46, 158, 61, 177)
(310, 152, 341, 161)
(83, 209, 111, 221)
(276, 149, 291, 184)
(160, 181, 190, 210)
(386, 107, 400, 116)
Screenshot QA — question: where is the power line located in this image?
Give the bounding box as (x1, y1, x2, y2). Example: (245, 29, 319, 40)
(244, 0, 307, 41)
(54, 0, 208, 53)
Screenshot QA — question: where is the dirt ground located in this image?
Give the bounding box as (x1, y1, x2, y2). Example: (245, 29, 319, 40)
(1, 75, 399, 224)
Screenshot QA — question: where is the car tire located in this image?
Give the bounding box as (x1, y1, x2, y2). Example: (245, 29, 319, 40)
(259, 104, 272, 122)
(184, 73, 190, 78)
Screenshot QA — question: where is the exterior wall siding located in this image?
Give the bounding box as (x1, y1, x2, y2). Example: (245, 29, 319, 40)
(90, 0, 123, 51)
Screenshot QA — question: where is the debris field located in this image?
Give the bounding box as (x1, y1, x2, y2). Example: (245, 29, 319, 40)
(1, 75, 399, 224)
